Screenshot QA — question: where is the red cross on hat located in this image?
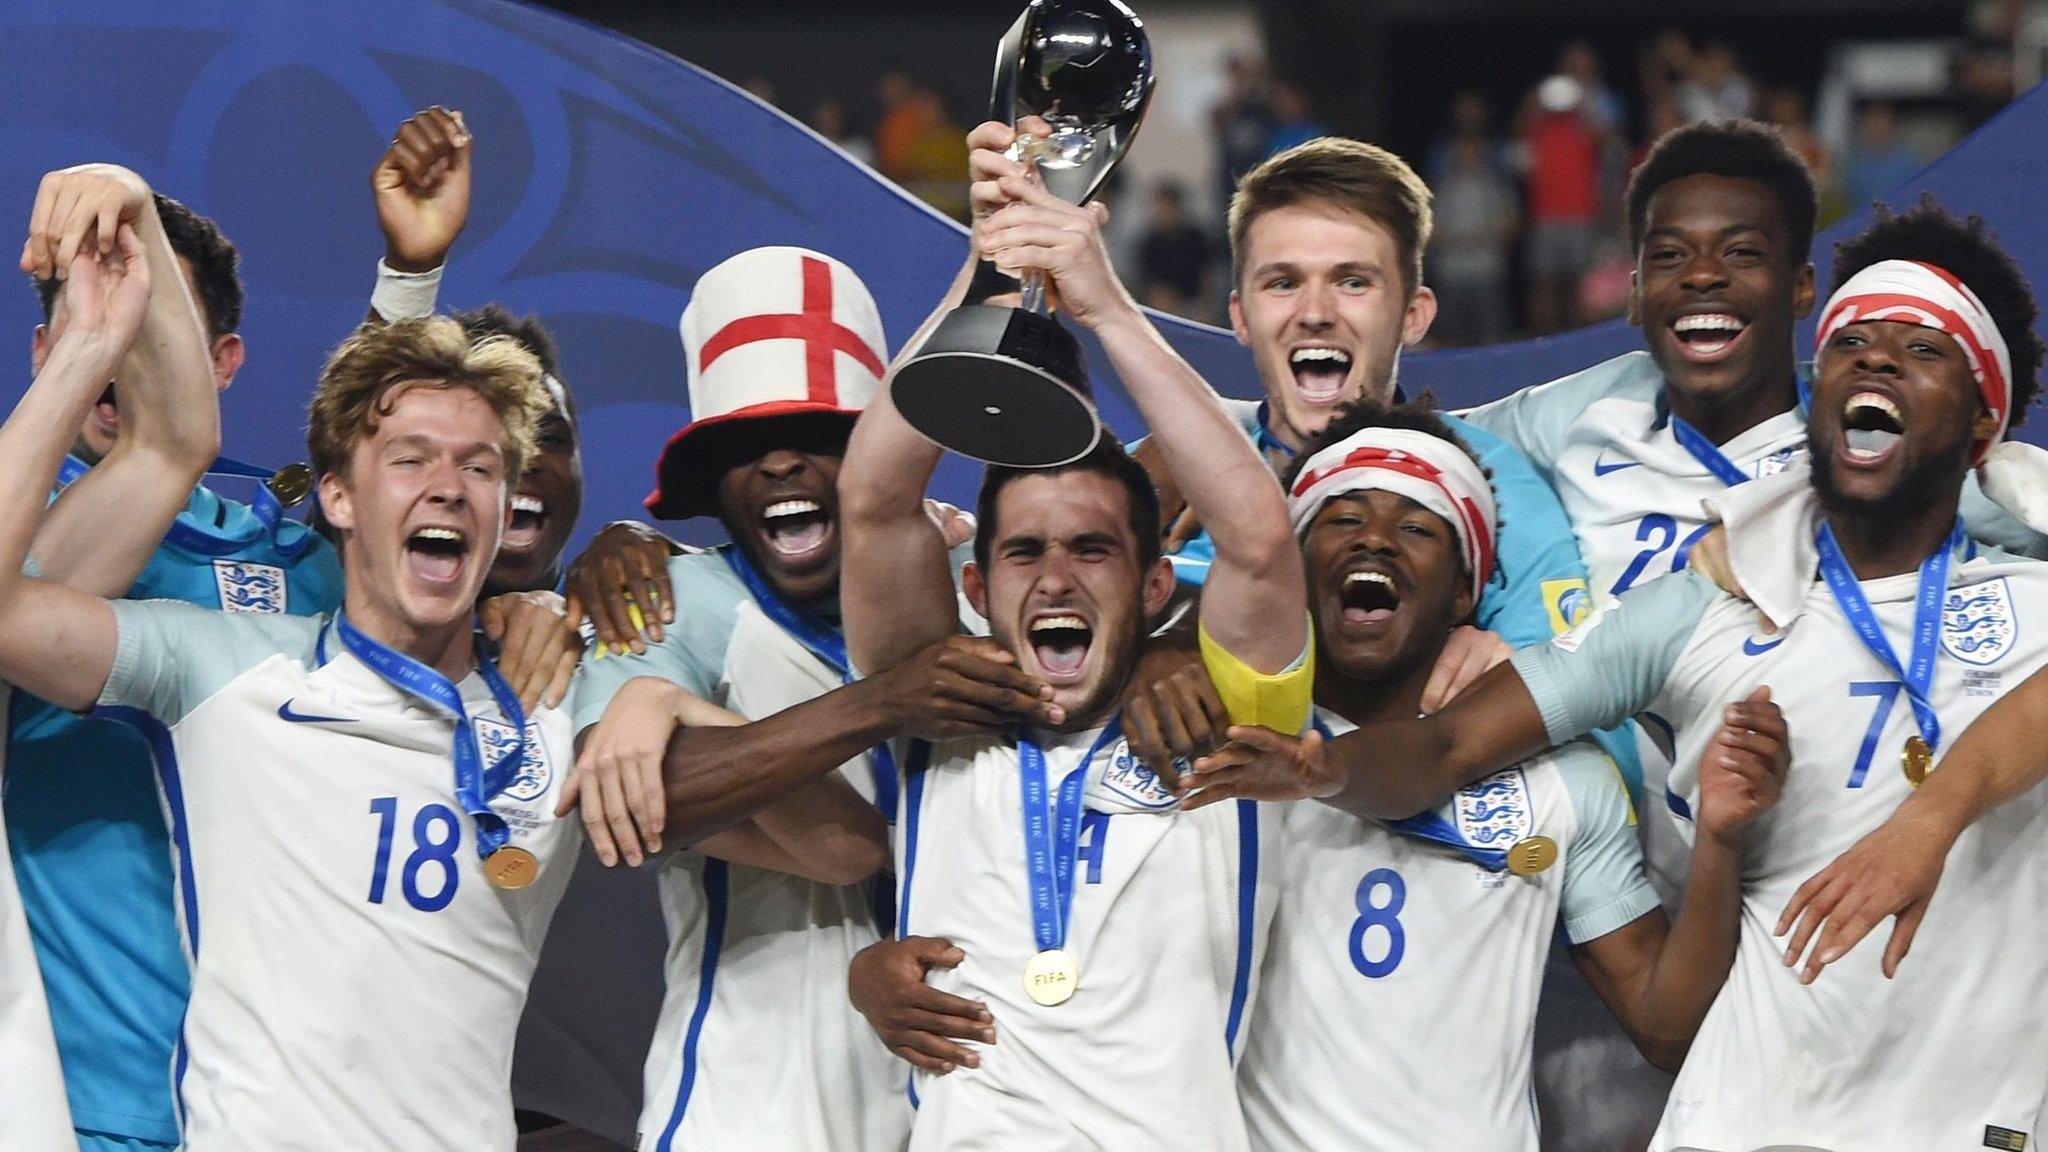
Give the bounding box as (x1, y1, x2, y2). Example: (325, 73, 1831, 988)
(647, 247, 888, 520)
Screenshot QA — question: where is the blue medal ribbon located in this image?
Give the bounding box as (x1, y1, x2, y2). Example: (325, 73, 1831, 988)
(1666, 371, 1812, 489)
(722, 547, 898, 819)
(1668, 414, 1754, 488)
(334, 610, 529, 861)
(1814, 519, 1962, 753)
(1252, 401, 1297, 460)
(1017, 720, 1123, 953)
(1313, 717, 1513, 870)
(56, 452, 316, 561)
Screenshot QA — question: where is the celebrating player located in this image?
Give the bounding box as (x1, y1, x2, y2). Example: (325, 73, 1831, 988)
(0, 221, 587, 1152)
(1233, 401, 1780, 1148)
(837, 115, 1310, 1148)
(7, 165, 336, 1152)
(1147, 135, 1593, 667)
(1193, 199, 2048, 1150)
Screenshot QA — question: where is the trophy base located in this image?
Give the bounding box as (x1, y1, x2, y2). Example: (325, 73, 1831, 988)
(893, 305, 1102, 468)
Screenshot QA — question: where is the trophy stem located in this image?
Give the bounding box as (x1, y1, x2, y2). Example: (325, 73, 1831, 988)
(1020, 269, 1051, 316)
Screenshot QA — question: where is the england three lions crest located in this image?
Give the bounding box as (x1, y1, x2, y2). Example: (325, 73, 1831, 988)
(1943, 577, 2016, 667)
(476, 716, 553, 803)
(212, 560, 286, 614)
(1453, 769, 1533, 847)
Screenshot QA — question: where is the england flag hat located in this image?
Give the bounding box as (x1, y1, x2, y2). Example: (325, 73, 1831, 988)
(646, 246, 887, 519)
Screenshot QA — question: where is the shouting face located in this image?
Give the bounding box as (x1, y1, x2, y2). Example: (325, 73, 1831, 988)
(965, 470, 1174, 729)
(1231, 201, 1436, 454)
(487, 375, 582, 596)
(715, 443, 845, 606)
(1301, 489, 1473, 683)
(1808, 318, 1996, 521)
(320, 382, 512, 639)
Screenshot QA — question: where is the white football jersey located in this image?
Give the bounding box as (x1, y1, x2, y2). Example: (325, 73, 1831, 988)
(1513, 477, 2048, 1150)
(626, 600, 908, 1152)
(1240, 710, 1657, 1151)
(898, 724, 1276, 1151)
(0, 687, 78, 1152)
(97, 600, 581, 1151)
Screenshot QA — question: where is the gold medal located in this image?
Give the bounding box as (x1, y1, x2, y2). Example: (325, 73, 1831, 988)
(1901, 735, 1933, 788)
(483, 845, 540, 891)
(1506, 835, 1558, 877)
(1024, 948, 1080, 1007)
(265, 462, 314, 509)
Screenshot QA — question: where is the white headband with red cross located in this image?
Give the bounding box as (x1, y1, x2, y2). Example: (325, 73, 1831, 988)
(1815, 258, 2012, 464)
(1288, 427, 1498, 603)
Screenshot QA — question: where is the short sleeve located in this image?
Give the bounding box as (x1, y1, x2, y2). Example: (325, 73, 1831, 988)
(1508, 570, 1718, 747)
(570, 552, 740, 735)
(100, 599, 310, 725)
(1551, 741, 1661, 944)
(1198, 617, 1313, 735)
(1448, 415, 1595, 649)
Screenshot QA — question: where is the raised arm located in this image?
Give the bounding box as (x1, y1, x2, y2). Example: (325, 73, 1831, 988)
(972, 124, 1305, 674)
(0, 228, 155, 711)
(23, 167, 219, 593)
(365, 106, 470, 324)
(839, 255, 975, 676)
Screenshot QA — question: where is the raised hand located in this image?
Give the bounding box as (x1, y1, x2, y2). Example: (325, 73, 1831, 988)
(1695, 686, 1789, 846)
(56, 223, 151, 361)
(21, 164, 152, 282)
(373, 106, 473, 273)
(973, 166, 1132, 330)
(1183, 724, 1339, 811)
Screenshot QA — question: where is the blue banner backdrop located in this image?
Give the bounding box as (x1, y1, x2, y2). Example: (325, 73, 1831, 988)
(7, 1, 2048, 1140)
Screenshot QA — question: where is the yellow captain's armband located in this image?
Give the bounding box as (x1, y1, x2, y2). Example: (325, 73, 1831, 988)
(1197, 616, 1314, 735)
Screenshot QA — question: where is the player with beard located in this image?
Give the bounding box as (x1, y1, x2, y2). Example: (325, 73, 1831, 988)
(837, 127, 1310, 1150)
(1189, 199, 2048, 1150)
(1452, 123, 2045, 1143)
(1237, 400, 1781, 1150)
(564, 246, 1038, 1152)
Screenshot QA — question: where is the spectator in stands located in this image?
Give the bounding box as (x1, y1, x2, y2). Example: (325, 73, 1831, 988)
(1212, 52, 1276, 220)
(1677, 43, 1756, 122)
(1517, 74, 1606, 333)
(1265, 84, 1332, 157)
(1762, 87, 1829, 190)
(810, 94, 875, 168)
(1841, 101, 1926, 211)
(1136, 181, 1212, 319)
(1559, 40, 1625, 133)
(1427, 89, 1506, 187)
(1428, 134, 1518, 346)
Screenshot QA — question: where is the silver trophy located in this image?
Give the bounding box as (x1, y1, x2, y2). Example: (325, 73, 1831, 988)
(891, 0, 1154, 468)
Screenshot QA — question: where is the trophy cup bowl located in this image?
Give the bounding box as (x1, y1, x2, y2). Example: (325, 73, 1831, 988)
(890, 0, 1153, 468)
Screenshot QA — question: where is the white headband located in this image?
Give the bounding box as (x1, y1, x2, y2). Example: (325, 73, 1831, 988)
(1815, 258, 2012, 464)
(1288, 426, 1497, 603)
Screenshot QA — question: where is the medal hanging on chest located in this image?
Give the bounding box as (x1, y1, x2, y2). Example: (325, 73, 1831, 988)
(1815, 521, 1962, 789)
(1016, 722, 1122, 1007)
(334, 612, 541, 890)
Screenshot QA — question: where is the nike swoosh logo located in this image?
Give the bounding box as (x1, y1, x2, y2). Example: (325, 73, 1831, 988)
(1742, 636, 1785, 656)
(1591, 452, 1641, 477)
(277, 700, 352, 724)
